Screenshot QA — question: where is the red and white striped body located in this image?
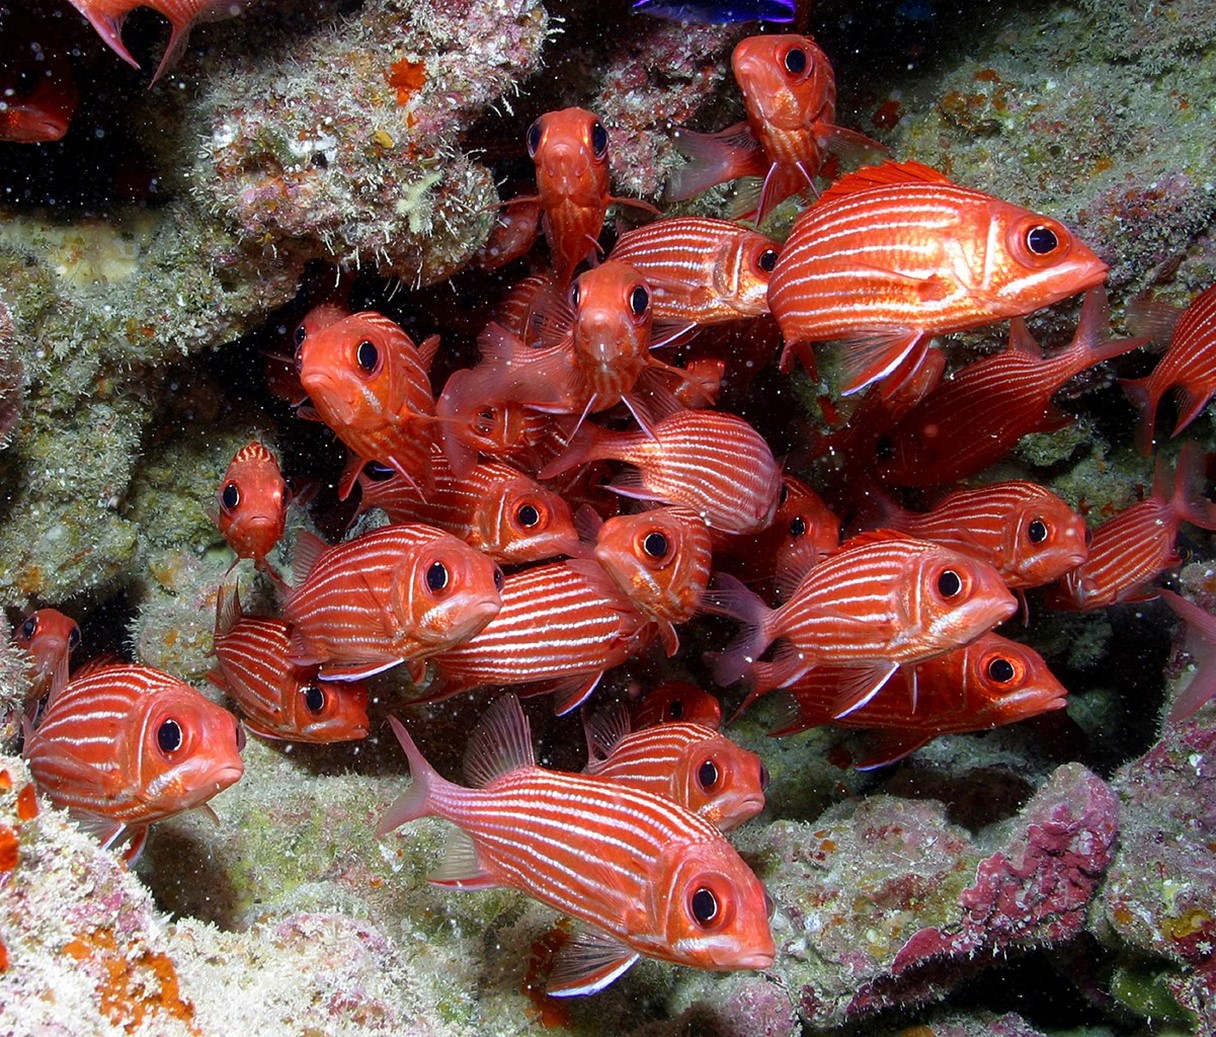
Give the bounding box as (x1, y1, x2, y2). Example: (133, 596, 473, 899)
(24, 663, 244, 838)
(215, 441, 288, 571)
(15, 608, 80, 710)
(284, 524, 503, 681)
(608, 218, 778, 324)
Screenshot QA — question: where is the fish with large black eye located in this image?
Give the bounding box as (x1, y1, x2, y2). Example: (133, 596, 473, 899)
(214, 441, 290, 582)
(13, 607, 80, 715)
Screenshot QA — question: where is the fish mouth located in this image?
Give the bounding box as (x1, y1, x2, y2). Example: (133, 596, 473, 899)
(737, 950, 776, 969)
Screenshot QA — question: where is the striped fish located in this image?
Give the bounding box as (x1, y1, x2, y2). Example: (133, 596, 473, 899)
(860, 481, 1088, 590)
(354, 451, 580, 565)
(710, 531, 1018, 711)
(14, 608, 79, 712)
(296, 311, 439, 499)
(607, 217, 778, 325)
(283, 524, 504, 682)
(378, 696, 775, 995)
(23, 662, 244, 856)
(1123, 282, 1216, 455)
(876, 287, 1147, 488)
(540, 409, 782, 536)
(1046, 445, 1216, 611)
(215, 440, 288, 579)
(753, 631, 1069, 769)
(583, 704, 766, 831)
(592, 506, 712, 656)
(426, 559, 648, 714)
(767, 160, 1109, 395)
(209, 585, 369, 743)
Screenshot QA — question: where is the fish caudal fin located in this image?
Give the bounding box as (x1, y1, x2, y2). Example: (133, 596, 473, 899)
(1170, 443, 1216, 531)
(378, 716, 442, 836)
(665, 123, 766, 203)
(69, 0, 142, 70)
(703, 573, 774, 686)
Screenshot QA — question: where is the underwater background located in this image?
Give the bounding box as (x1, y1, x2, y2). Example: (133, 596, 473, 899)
(1, 0, 1215, 1034)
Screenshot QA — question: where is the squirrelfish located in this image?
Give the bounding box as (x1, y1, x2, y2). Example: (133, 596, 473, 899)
(215, 441, 288, 578)
(209, 585, 369, 742)
(23, 662, 244, 857)
(14, 608, 80, 712)
(378, 695, 774, 996)
(0, 29, 78, 142)
(631, 681, 723, 731)
(284, 525, 504, 682)
(583, 704, 766, 831)
(767, 160, 1109, 395)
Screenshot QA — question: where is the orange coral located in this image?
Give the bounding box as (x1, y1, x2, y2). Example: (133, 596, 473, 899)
(387, 58, 427, 105)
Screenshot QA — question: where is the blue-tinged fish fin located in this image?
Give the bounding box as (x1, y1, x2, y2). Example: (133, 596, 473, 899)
(547, 926, 640, 997)
(69, 810, 128, 850)
(830, 662, 900, 719)
(429, 826, 496, 888)
(829, 329, 927, 397)
(318, 657, 403, 682)
(605, 468, 664, 505)
(853, 729, 933, 771)
(582, 701, 632, 769)
(462, 694, 535, 787)
(548, 671, 605, 716)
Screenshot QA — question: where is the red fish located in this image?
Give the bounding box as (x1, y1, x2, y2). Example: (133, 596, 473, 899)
(858, 481, 1088, 591)
(1046, 445, 1216, 611)
(710, 531, 1018, 711)
(378, 695, 774, 995)
(754, 631, 1068, 769)
(667, 34, 883, 223)
(23, 662, 244, 858)
(1158, 589, 1216, 722)
(583, 705, 766, 831)
(295, 311, 439, 499)
(354, 453, 580, 565)
(0, 31, 78, 143)
(476, 194, 542, 271)
(522, 107, 658, 284)
(66, 0, 251, 83)
(875, 287, 1146, 487)
(209, 585, 369, 743)
(607, 217, 779, 326)
(426, 559, 649, 714)
(631, 680, 723, 730)
(591, 506, 713, 656)
(767, 160, 1110, 395)
(541, 409, 783, 536)
(284, 525, 504, 681)
(14, 608, 80, 712)
(1122, 283, 1216, 455)
(215, 441, 288, 578)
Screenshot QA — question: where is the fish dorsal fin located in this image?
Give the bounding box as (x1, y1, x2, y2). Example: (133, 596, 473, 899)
(547, 926, 641, 998)
(836, 527, 910, 551)
(417, 334, 441, 372)
(583, 702, 631, 768)
(817, 160, 953, 207)
(462, 694, 535, 788)
(429, 826, 496, 888)
(291, 530, 330, 586)
(215, 582, 243, 638)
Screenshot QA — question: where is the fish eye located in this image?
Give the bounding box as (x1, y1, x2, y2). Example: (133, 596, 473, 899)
(937, 569, 963, 598)
(68, 625, 81, 649)
(789, 514, 807, 538)
(20, 615, 37, 640)
(1025, 225, 1060, 255)
(690, 887, 719, 926)
(355, 340, 379, 373)
(987, 657, 1017, 683)
(221, 482, 240, 511)
(157, 718, 184, 754)
(759, 762, 770, 791)
(516, 502, 542, 528)
(302, 684, 327, 713)
(1027, 518, 1049, 543)
(642, 531, 669, 559)
(569, 283, 581, 309)
(525, 120, 542, 157)
(783, 47, 807, 75)
(492, 566, 505, 591)
(667, 699, 685, 720)
(875, 436, 894, 461)
(629, 285, 649, 316)
(697, 758, 719, 789)
(293, 323, 307, 346)
(778, 483, 789, 506)
(757, 248, 778, 273)
(426, 561, 450, 593)
(590, 120, 609, 158)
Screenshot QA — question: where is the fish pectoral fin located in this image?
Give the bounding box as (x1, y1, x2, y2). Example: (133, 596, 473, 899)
(68, 810, 128, 850)
(318, 657, 404, 682)
(547, 671, 605, 716)
(830, 663, 900, 719)
(429, 826, 496, 888)
(833, 330, 927, 397)
(547, 926, 641, 998)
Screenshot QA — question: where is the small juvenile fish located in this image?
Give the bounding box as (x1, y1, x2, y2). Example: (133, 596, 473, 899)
(14, 608, 80, 712)
(209, 585, 369, 743)
(23, 662, 244, 858)
(215, 441, 288, 579)
(541, 409, 783, 536)
(767, 160, 1110, 395)
(1122, 283, 1216, 455)
(284, 524, 504, 682)
(378, 695, 774, 996)
(583, 704, 766, 831)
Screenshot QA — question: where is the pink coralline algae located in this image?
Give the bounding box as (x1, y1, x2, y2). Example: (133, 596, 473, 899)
(760, 763, 1118, 1027)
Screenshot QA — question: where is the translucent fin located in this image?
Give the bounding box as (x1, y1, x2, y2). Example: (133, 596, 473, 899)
(830, 662, 900, 719)
(429, 826, 496, 888)
(547, 927, 640, 997)
(583, 702, 632, 768)
(462, 694, 535, 788)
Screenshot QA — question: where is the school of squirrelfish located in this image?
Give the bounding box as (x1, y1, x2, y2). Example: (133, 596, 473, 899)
(6, 0, 1216, 1018)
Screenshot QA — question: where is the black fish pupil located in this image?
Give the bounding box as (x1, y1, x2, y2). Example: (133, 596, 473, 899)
(591, 121, 609, 158)
(21, 616, 36, 639)
(426, 561, 449, 592)
(691, 887, 718, 925)
(668, 700, 684, 720)
(303, 685, 326, 712)
(937, 569, 963, 597)
(643, 531, 669, 558)
(492, 567, 504, 591)
(68, 626, 80, 648)
(293, 323, 307, 346)
(1027, 519, 1048, 543)
(789, 515, 807, 538)
(222, 483, 240, 510)
(758, 248, 778, 273)
(356, 340, 378, 372)
(158, 719, 183, 753)
(526, 121, 542, 157)
(698, 759, 719, 789)
(988, 658, 1017, 683)
(1026, 225, 1059, 255)
(629, 286, 649, 316)
(784, 48, 807, 75)
(14, 68, 40, 97)
(517, 503, 541, 527)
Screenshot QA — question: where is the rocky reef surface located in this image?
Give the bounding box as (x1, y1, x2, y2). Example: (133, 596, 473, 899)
(1, 0, 1216, 1034)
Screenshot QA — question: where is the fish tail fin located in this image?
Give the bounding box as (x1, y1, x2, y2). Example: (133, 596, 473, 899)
(72, 1, 142, 70)
(1119, 375, 1159, 457)
(702, 572, 773, 686)
(665, 123, 764, 203)
(150, 18, 192, 85)
(377, 716, 441, 836)
(1169, 443, 1216, 531)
